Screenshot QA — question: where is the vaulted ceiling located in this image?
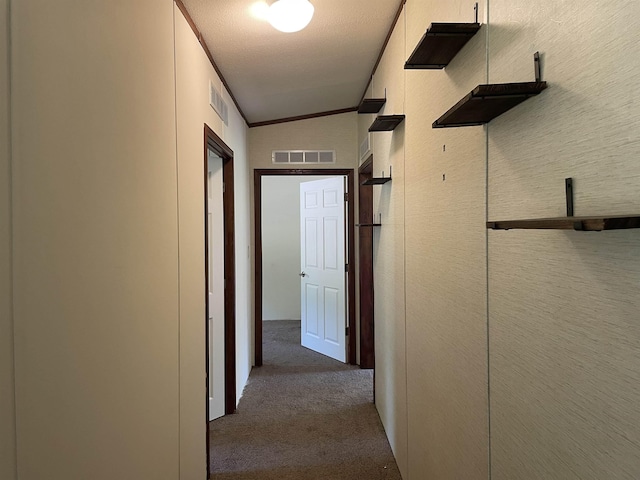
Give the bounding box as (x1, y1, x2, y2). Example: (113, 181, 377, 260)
(179, 0, 404, 125)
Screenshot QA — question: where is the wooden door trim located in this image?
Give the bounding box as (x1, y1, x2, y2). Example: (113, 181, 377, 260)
(204, 124, 236, 477)
(254, 168, 356, 366)
(358, 156, 375, 368)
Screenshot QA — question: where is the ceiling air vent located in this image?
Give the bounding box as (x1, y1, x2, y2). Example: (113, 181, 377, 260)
(209, 80, 229, 126)
(271, 150, 336, 164)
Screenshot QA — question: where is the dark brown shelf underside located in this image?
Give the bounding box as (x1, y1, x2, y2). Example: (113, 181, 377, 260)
(357, 224, 382, 227)
(487, 215, 640, 231)
(369, 115, 405, 132)
(362, 177, 392, 185)
(358, 98, 386, 114)
(433, 82, 548, 128)
(405, 23, 481, 69)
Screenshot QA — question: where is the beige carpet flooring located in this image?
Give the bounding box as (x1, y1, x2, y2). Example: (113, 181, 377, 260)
(209, 320, 402, 479)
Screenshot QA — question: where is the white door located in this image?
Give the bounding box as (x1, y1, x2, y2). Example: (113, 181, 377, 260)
(300, 177, 346, 362)
(208, 151, 225, 421)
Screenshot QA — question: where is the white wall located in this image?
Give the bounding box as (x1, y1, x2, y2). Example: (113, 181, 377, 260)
(261, 176, 331, 321)
(174, 6, 251, 476)
(11, 1, 180, 479)
(7, 2, 252, 479)
(262, 176, 302, 321)
(0, 0, 16, 478)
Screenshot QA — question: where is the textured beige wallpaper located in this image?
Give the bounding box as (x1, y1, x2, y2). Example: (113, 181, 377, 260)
(368, 0, 640, 477)
(344, 0, 640, 480)
(404, 0, 489, 478)
(489, 231, 640, 480)
(0, 0, 16, 478)
(364, 10, 410, 478)
(488, 0, 640, 478)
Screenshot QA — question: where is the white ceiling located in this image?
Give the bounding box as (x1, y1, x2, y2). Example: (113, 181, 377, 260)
(181, 0, 402, 125)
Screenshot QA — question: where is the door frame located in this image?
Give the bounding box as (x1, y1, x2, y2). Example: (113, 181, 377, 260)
(358, 156, 375, 368)
(254, 168, 356, 366)
(204, 125, 236, 477)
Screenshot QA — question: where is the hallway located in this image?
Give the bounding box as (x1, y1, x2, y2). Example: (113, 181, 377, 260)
(209, 320, 402, 479)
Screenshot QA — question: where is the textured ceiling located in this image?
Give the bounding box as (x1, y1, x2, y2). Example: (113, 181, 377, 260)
(180, 0, 402, 124)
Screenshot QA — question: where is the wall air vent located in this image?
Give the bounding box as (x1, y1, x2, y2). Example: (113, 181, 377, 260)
(209, 80, 229, 126)
(271, 150, 336, 164)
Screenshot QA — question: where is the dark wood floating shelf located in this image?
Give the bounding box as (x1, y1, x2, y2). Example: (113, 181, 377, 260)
(357, 224, 382, 227)
(369, 115, 405, 132)
(487, 215, 640, 232)
(362, 177, 392, 186)
(358, 98, 386, 114)
(405, 23, 481, 69)
(433, 82, 547, 128)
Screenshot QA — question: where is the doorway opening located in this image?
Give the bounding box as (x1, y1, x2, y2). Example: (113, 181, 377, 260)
(207, 149, 225, 421)
(262, 175, 344, 362)
(204, 124, 236, 478)
(254, 169, 356, 367)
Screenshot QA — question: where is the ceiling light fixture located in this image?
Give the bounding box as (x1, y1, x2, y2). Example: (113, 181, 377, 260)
(268, 0, 314, 33)
(250, 2, 270, 20)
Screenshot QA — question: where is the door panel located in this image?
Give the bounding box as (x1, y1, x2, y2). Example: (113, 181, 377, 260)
(305, 218, 319, 267)
(324, 217, 339, 270)
(324, 188, 339, 207)
(324, 287, 340, 343)
(305, 284, 319, 337)
(300, 177, 346, 362)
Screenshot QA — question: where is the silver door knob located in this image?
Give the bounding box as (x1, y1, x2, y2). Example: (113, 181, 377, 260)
(299, 271, 307, 277)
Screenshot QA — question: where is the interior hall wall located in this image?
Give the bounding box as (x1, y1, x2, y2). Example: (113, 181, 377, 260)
(0, 0, 16, 478)
(404, 0, 490, 478)
(248, 113, 358, 170)
(357, 9, 409, 476)
(174, 6, 251, 477)
(487, 0, 640, 478)
(10, 1, 180, 479)
(261, 175, 332, 321)
(261, 176, 302, 321)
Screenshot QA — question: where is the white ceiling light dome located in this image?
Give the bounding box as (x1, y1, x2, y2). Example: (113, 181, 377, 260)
(268, 0, 314, 33)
